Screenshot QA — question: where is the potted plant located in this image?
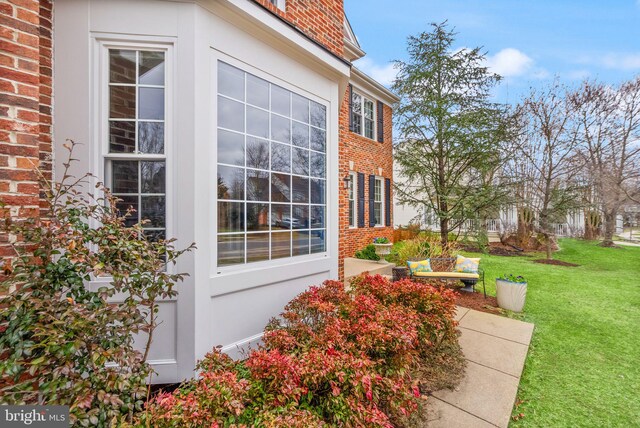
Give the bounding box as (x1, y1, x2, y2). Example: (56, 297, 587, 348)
(372, 237, 393, 264)
(496, 274, 528, 312)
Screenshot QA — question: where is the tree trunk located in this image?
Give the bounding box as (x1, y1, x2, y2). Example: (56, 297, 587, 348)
(545, 233, 553, 260)
(440, 217, 449, 247)
(600, 211, 617, 247)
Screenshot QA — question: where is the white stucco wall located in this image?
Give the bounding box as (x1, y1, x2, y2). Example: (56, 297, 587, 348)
(54, 0, 346, 383)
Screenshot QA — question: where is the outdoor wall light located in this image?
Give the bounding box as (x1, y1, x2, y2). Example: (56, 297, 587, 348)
(343, 174, 352, 189)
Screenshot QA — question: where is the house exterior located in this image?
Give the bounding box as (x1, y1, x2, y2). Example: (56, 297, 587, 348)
(0, 0, 397, 384)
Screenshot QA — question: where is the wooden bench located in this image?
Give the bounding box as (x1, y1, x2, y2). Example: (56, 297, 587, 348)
(408, 257, 486, 297)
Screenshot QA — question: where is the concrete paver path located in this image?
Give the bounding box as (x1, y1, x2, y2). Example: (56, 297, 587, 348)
(426, 307, 534, 428)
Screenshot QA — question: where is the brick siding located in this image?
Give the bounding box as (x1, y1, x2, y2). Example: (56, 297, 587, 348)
(0, 0, 53, 261)
(337, 94, 394, 279)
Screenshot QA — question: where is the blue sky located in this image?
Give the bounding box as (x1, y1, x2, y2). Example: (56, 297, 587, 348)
(345, 0, 640, 104)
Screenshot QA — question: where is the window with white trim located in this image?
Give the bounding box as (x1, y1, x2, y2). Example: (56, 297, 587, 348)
(106, 48, 167, 241)
(216, 61, 327, 267)
(268, 0, 286, 10)
(351, 90, 376, 140)
(374, 177, 383, 226)
(348, 172, 356, 228)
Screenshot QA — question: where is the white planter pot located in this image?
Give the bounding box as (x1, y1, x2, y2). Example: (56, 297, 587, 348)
(373, 243, 393, 263)
(496, 279, 528, 312)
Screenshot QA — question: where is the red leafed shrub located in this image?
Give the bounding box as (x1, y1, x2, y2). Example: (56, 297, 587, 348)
(139, 275, 459, 427)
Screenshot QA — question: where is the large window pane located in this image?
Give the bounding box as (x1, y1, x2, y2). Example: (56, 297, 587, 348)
(310, 152, 325, 178)
(292, 230, 310, 256)
(141, 196, 166, 228)
(271, 173, 290, 202)
(293, 205, 309, 229)
(139, 51, 165, 85)
(218, 202, 244, 232)
(271, 231, 291, 259)
(271, 204, 291, 230)
(139, 122, 164, 154)
(271, 85, 290, 117)
(246, 137, 269, 170)
(218, 165, 245, 200)
(310, 179, 325, 205)
(247, 233, 270, 262)
(310, 206, 325, 229)
(110, 86, 136, 119)
(218, 130, 244, 166)
(246, 169, 269, 201)
(112, 161, 138, 193)
(310, 127, 325, 152)
(109, 50, 136, 84)
(271, 114, 290, 143)
(247, 74, 269, 109)
(292, 94, 309, 123)
(247, 203, 269, 231)
(139, 87, 164, 120)
(218, 234, 244, 266)
(109, 121, 135, 153)
(271, 142, 290, 173)
(247, 106, 269, 139)
(310, 101, 326, 129)
(292, 176, 309, 203)
(292, 148, 309, 175)
(292, 121, 309, 148)
(218, 62, 245, 101)
(310, 229, 325, 254)
(141, 161, 165, 193)
(218, 96, 244, 132)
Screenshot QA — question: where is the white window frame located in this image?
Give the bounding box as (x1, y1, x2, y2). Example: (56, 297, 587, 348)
(374, 176, 384, 227)
(351, 89, 377, 140)
(348, 171, 357, 228)
(269, 0, 286, 11)
(96, 38, 174, 248)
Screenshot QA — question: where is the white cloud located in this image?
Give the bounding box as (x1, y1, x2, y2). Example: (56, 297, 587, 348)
(485, 48, 534, 77)
(600, 53, 640, 70)
(353, 57, 398, 87)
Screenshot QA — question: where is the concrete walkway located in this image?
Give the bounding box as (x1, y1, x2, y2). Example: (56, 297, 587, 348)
(426, 307, 534, 428)
(344, 257, 393, 280)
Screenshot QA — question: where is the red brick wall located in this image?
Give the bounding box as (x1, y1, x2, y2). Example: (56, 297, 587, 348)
(253, 0, 344, 57)
(0, 0, 53, 260)
(337, 91, 394, 279)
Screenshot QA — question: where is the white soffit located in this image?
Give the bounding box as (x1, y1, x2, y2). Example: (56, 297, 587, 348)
(351, 66, 400, 106)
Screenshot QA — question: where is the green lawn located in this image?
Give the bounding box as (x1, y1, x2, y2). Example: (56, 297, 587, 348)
(463, 239, 640, 427)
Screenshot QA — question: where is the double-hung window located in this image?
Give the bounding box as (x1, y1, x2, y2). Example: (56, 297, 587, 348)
(106, 48, 167, 241)
(348, 172, 356, 228)
(373, 177, 383, 226)
(351, 90, 376, 140)
(216, 61, 327, 267)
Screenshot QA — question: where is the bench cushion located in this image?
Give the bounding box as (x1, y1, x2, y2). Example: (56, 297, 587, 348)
(413, 271, 480, 279)
(455, 255, 480, 274)
(407, 259, 432, 274)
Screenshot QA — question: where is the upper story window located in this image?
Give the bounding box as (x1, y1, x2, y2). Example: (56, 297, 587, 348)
(106, 48, 167, 241)
(216, 61, 327, 268)
(351, 90, 376, 140)
(268, 0, 286, 10)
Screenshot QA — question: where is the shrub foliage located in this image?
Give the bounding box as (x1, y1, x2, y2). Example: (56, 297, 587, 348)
(0, 143, 194, 426)
(142, 275, 460, 427)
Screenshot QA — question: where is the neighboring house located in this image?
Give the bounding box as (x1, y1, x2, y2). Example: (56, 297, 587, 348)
(0, 0, 396, 383)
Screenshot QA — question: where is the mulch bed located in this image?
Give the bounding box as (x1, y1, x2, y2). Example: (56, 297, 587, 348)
(453, 288, 502, 315)
(533, 259, 580, 267)
(460, 242, 528, 257)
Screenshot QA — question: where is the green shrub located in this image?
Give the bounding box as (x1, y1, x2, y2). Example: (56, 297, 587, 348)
(0, 142, 194, 427)
(355, 244, 380, 261)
